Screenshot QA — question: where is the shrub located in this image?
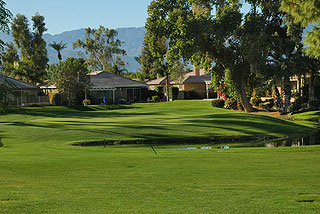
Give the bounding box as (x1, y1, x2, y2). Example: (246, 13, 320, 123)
(82, 99, 91, 106)
(169, 86, 179, 101)
(53, 94, 62, 105)
(264, 99, 275, 112)
(287, 103, 297, 113)
(251, 97, 262, 107)
(152, 95, 160, 102)
(147, 90, 157, 101)
(185, 88, 198, 99)
(225, 98, 239, 110)
(119, 99, 129, 104)
(155, 86, 163, 93)
(154, 86, 164, 98)
(217, 84, 227, 100)
(309, 99, 320, 110)
(212, 99, 225, 108)
(288, 97, 303, 113)
(0, 103, 8, 114)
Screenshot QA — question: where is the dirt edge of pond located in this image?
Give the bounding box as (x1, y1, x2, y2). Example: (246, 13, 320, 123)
(72, 135, 283, 147)
(72, 128, 320, 147)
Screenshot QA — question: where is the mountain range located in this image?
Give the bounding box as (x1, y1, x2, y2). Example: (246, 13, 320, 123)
(0, 27, 146, 72)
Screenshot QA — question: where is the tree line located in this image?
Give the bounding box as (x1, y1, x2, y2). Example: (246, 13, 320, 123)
(138, 0, 320, 113)
(1, 0, 320, 113)
(0, 1, 128, 107)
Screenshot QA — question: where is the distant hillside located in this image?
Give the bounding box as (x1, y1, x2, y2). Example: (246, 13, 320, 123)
(0, 27, 146, 72)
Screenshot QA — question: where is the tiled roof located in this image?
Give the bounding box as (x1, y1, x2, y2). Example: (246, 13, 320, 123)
(89, 71, 148, 88)
(146, 77, 169, 85)
(183, 73, 211, 83)
(0, 74, 39, 90)
(146, 71, 211, 85)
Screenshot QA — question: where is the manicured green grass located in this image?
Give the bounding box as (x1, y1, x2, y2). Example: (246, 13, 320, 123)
(291, 110, 320, 121)
(0, 101, 314, 147)
(0, 101, 319, 213)
(290, 110, 320, 128)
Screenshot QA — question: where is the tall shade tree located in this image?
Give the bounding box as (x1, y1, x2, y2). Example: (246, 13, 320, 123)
(146, 0, 308, 112)
(48, 57, 89, 106)
(0, 0, 12, 52)
(146, 0, 195, 101)
(11, 13, 48, 84)
(49, 41, 67, 61)
(0, 43, 19, 76)
(73, 25, 127, 74)
(281, 0, 320, 58)
(146, 0, 256, 111)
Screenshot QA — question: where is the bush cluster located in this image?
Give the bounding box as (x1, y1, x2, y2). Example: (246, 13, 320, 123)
(152, 95, 160, 102)
(82, 99, 91, 106)
(211, 99, 225, 108)
(0, 103, 8, 114)
(309, 99, 320, 110)
(287, 96, 304, 113)
(169, 86, 179, 101)
(225, 98, 240, 110)
(185, 88, 199, 99)
(251, 97, 262, 106)
(258, 99, 274, 112)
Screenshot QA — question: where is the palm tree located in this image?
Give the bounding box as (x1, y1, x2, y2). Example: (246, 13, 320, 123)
(49, 41, 67, 61)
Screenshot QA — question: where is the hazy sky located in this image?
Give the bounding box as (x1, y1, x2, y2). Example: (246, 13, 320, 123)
(5, 0, 153, 35)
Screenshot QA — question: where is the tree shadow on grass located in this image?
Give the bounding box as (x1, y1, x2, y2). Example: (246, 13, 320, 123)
(7, 105, 162, 119)
(185, 113, 312, 136)
(2, 110, 315, 145)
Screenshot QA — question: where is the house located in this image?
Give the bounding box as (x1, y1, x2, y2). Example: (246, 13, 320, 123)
(0, 73, 47, 106)
(146, 67, 214, 99)
(88, 71, 148, 104)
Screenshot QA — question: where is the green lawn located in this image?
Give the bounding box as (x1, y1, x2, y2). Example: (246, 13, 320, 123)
(291, 110, 320, 121)
(290, 110, 320, 128)
(0, 101, 319, 213)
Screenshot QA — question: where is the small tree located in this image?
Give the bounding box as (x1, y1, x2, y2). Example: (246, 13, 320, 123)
(48, 57, 89, 106)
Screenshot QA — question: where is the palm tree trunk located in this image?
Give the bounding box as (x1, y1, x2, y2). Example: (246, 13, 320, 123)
(58, 52, 62, 61)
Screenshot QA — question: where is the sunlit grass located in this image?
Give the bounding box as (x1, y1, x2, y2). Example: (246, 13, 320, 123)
(0, 101, 319, 213)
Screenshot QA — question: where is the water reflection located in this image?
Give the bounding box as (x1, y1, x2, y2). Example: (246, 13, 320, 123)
(265, 134, 320, 147)
(172, 134, 320, 149)
(176, 146, 214, 150)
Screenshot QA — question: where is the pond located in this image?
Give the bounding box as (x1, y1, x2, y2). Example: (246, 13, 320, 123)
(171, 134, 320, 150)
(72, 133, 320, 150)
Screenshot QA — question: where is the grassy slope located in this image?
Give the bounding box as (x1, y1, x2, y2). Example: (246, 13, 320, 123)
(290, 110, 320, 128)
(291, 110, 320, 121)
(0, 101, 319, 213)
(0, 101, 314, 147)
